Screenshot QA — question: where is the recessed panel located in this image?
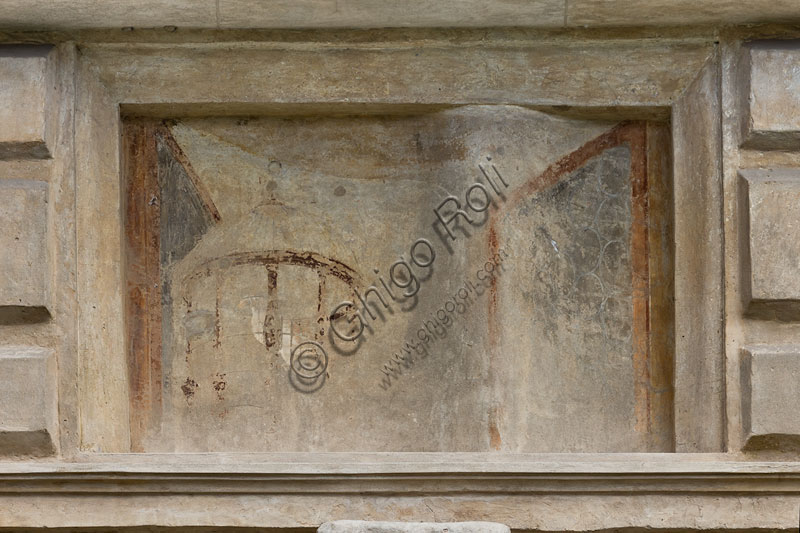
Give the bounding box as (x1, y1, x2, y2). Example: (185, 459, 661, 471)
(123, 107, 673, 452)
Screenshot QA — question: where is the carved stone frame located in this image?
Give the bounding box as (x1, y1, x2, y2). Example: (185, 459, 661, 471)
(4, 30, 788, 532)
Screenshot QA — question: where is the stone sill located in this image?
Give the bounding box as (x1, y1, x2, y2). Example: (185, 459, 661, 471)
(2, 455, 800, 531)
(3, 453, 800, 493)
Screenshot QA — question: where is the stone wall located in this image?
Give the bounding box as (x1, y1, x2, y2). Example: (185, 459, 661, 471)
(1, 7, 800, 532)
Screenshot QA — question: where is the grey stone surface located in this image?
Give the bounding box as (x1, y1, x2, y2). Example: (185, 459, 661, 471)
(319, 521, 510, 533)
(0, 179, 50, 321)
(0, 0, 216, 30)
(1, 0, 800, 29)
(0, 45, 54, 159)
(740, 169, 800, 319)
(1, 21, 799, 533)
(569, 0, 800, 27)
(220, 0, 564, 29)
(740, 42, 800, 150)
(0, 346, 57, 456)
(741, 345, 800, 451)
(673, 57, 725, 452)
(72, 35, 717, 459)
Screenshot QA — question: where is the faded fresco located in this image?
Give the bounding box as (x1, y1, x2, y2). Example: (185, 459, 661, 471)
(123, 106, 673, 452)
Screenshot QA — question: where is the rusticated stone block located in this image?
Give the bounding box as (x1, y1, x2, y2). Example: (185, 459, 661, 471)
(740, 169, 800, 320)
(741, 346, 800, 451)
(0, 346, 57, 456)
(0, 179, 50, 323)
(319, 522, 510, 533)
(0, 45, 54, 159)
(740, 42, 800, 150)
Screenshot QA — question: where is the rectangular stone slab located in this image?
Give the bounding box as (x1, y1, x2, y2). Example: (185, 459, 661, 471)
(318, 521, 510, 533)
(0, 346, 57, 456)
(739, 168, 800, 320)
(2, 1, 799, 29)
(0, 179, 50, 322)
(0, 45, 54, 159)
(741, 345, 800, 451)
(740, 42, 800, 150)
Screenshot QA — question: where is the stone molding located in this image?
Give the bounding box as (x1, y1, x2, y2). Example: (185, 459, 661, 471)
(66, 36, 724, 455)
(4, 456, 800, 494)
(2, 458, 800, 530)
(1, 1, 800, 30)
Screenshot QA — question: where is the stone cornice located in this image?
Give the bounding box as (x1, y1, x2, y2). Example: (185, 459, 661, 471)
(1, 0, 799, 31)
(3, 455, 800, 494)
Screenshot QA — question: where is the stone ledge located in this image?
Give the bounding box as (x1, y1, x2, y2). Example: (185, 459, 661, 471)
(0, 475, 798, 531)
(2, 460, 800, 530)
(318, 522, 509, 533)
(0, 0, 799, 30)
(3, 458, 800, 493)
